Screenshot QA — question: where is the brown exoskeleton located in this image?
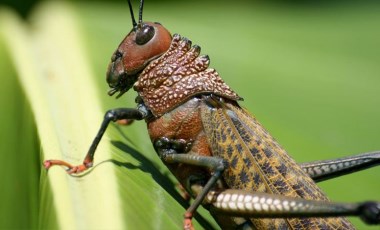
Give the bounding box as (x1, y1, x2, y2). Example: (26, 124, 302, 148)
(44, 0, 380, 229)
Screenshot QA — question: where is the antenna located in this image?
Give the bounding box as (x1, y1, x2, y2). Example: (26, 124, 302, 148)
(127, 0, 137, 27)
(138, 0, 144, 25)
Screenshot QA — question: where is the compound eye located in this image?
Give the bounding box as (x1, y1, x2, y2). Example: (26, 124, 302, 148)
(135, 24, 155, 45)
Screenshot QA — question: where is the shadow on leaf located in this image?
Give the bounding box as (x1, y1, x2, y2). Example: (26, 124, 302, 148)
(110, 139, 218, 230)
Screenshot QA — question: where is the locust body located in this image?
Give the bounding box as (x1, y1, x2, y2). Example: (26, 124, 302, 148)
(44, 1, 380, 229)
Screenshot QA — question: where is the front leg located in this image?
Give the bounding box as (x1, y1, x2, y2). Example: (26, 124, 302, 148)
(299, 151, 380, 182)
(44, 108, 146, 173)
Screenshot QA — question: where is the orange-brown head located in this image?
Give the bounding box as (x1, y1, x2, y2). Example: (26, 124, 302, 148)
(107, 0, 172, 98)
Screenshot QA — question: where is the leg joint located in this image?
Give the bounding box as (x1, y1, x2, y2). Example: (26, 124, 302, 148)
(104, 108, 145, 122)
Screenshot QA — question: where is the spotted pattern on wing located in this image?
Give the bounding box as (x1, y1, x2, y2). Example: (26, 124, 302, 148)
(200, 97, 354, 229)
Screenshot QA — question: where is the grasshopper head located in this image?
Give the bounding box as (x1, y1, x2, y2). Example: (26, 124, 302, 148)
(106, 0, 172, 98)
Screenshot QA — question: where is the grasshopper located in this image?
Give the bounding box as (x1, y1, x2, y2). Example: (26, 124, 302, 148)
(44, 0, 380, 229)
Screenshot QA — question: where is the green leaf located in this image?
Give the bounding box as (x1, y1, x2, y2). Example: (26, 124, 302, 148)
(0, 9, 39, 230)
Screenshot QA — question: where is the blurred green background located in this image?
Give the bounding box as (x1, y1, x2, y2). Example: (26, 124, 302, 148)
(1, 0, 380, 229)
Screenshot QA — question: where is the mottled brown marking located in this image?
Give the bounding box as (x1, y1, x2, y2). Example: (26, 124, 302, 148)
(200, 97, 354, 229)
(134, 34, 241, 116)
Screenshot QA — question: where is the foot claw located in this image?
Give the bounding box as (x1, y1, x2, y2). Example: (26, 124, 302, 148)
(43, 160, 52, 169)
(183, 213, 194, 230)
(43, 159, 90, 174)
